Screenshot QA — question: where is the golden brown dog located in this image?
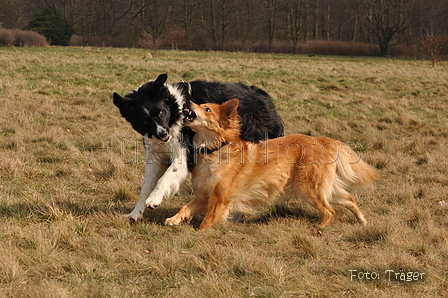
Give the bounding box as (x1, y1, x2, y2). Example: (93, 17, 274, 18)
(166, 99, 378, 230)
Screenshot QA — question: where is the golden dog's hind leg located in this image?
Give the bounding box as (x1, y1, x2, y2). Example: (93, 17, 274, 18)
(298, 186, 336, 227)
(293, 166, 336, 227)
(329, 178, 367, 225)
(315, 199, 336, 227)
(332, 193, 367, 225)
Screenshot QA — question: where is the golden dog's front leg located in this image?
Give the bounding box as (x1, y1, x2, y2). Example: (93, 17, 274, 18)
(165, 205, 192, 226)
(165, 191, 209, 226)
(199, 187, 231, 230)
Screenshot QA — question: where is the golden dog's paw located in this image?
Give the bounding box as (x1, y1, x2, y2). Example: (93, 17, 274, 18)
(165, 216, 182, 226)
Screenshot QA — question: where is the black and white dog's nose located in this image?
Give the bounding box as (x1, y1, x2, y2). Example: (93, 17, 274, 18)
(157, 127, 171, 142)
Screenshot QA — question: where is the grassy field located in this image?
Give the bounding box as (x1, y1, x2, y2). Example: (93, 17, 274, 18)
(0, 46, 447, 297)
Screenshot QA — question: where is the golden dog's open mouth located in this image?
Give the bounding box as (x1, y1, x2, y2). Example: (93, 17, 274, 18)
(183, 105, 196, 123)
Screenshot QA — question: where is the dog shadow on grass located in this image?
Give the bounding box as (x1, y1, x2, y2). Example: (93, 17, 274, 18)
(1, 199, 354, 231)
(245, 204, 322, 226)
(135, 206, 203, 229)
(133, 203, 325, 230)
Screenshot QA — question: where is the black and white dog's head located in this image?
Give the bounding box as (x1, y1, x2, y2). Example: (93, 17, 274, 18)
(113, 74, 186, 142)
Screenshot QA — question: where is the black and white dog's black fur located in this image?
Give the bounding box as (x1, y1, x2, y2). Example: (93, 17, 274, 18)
(113, 74, 284, 221)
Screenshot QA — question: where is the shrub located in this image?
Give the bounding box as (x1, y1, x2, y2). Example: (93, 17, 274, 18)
(296, 40, 380, 56)
(416, 35, 448, 66)
(69, 35, 83, 46)
(0, 28, 49, 46)
(0, 29, 14, 45)
(69, 34, 139, 47)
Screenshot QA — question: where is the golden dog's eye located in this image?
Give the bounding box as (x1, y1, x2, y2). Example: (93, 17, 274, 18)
(204, 107, 211, 113)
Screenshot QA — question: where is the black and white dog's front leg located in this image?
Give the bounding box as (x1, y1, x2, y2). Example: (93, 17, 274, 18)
(123, 136, 189, 221)
(143, 151, 189, 209)
(123, 160, 168, 221)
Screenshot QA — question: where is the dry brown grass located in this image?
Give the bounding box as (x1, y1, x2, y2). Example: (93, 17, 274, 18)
(0, 47, 447, 297)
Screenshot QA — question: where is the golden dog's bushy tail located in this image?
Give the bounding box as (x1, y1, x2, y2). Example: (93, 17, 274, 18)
(335, 145, 378, 186)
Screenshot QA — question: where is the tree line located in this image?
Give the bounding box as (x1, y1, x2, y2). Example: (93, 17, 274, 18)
(1, 0, 448, 55)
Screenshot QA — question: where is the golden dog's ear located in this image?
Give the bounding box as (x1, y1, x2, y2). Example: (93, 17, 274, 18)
(222, 99, 239, 119)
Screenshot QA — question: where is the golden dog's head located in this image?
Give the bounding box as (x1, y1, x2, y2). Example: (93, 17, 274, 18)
(184, 99, 241, 145)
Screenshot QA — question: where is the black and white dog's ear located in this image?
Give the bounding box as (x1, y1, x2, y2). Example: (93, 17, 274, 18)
(154, 74, 168, 89)
(113, 92, 133, 111)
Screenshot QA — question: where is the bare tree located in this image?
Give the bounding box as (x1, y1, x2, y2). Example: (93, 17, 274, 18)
(238, 0, 254, 42)
(3, 0, 448, 52)
(134, 0, 171, 42)
(217, 0, 235, 49)
(262, 0, 278, 51)
(0, 0, 39, 28)
(180, 0, 196, 42)
(207, 0, 218, 48)
(364, 0, 417, 56)
(287, 0, 307, 51)
(203, 0, 236, 50)
(313, 0, 319, 38)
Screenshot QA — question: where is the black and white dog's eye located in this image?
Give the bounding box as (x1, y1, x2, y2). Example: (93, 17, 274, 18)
(158, 111, 163, 117)
(204, 107, 211, 113)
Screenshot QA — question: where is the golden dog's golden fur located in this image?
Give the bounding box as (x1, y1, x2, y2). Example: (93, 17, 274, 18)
(166, 99, 378, 230)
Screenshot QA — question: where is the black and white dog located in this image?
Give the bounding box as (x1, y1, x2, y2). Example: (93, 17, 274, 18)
(113, 74, 284, 221)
